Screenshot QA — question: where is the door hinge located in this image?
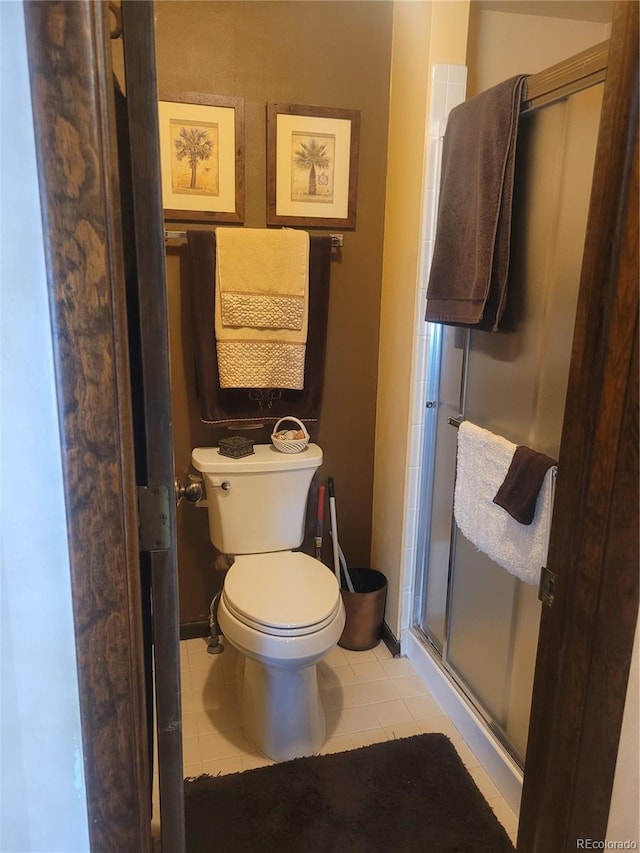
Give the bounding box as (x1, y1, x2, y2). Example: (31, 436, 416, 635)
(538, 566, 556, 607)
(137, 485, 171, 552)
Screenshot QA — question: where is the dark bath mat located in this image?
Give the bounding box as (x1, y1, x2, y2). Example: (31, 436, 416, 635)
(184, 733, 515, 852)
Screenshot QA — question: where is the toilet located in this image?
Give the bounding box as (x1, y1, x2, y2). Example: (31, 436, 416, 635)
(191, 442, 345, 762)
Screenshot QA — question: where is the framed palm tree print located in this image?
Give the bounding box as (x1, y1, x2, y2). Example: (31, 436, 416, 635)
(158, 92, 244, 223)
(267, 104, 360, 229)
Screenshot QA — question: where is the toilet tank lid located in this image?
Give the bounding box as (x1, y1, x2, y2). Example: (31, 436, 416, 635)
(192, 443, 322, 474)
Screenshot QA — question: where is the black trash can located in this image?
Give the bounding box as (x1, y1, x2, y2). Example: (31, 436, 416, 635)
(338, 568, 387, 651)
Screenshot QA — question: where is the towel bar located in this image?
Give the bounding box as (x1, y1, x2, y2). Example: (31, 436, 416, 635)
(165, 229, 344, 249)
(448, 416, 463, 429)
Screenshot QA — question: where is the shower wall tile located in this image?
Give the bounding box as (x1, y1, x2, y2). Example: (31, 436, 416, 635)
(423, 189, 439, 235)
(401, 580, 414, 626)
(428, 81, 448, 136)
(405, 506, 418, 546)
(400, 64, 467, 634)
(411, 383, 427, 428)
(446, 82, 467, 114)
(425, 144, 440, 192)
(448, 64, 468, 86)
(406, 465, 420, 509)
(433, 63, 449, 83)
(412, 337, 427, 384)
(408, 425, 425, 475)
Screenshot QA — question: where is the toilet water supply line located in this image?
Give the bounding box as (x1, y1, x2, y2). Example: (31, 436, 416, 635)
(207, 591, 224, 655)
(327, 478, 355, 593)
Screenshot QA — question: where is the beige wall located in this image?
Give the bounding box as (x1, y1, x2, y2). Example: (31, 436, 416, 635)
(607, 621, 640, 842)
(607, 624, 640, 841)
(466, 6, 610, 96)
(154, 1, 393, 625)
(371, 1, 470, 639)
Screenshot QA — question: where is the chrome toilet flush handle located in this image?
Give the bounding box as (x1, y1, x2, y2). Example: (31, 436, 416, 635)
(213, 480, 232, 491)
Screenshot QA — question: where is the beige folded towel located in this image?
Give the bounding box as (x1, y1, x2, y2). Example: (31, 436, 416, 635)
(216, 227, 309, 330)
(214, 228, 310, 389)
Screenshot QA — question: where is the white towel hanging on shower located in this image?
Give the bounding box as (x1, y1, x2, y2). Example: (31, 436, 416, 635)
(453, 421, 556, 585)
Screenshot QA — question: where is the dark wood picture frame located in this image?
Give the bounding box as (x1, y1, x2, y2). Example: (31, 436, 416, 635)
(267, 103, 360, 229)
(159, 91, 244, 223)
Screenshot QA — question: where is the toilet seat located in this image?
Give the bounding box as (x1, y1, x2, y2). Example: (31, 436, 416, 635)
(222, 551, 342, 638)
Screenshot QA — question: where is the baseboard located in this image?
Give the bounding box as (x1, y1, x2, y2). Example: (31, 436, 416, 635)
(403, 627, 523, 816)
(181, 619, 400, 652)
(180, 620, 209, 641)
(381, 621, 401, 657)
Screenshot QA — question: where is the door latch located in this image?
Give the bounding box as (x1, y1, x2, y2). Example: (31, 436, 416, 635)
(538, 566, 556, 607)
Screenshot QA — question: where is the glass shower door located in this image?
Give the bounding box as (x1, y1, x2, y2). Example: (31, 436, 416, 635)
(415, 81, 604, 763)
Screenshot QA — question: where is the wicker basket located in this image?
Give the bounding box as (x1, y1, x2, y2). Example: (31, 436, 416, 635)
(271, 416, 310, 454)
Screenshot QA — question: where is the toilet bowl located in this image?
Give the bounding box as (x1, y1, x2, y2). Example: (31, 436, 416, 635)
(191, 443, 346, 762)
(217, 550, 344, 761)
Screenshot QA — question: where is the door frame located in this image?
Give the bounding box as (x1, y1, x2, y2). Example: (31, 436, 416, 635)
(119, 2, 185, 850)
(24, 0, 637, 851)
(24, 2, 151, 850)
(518, 2, 638, 849)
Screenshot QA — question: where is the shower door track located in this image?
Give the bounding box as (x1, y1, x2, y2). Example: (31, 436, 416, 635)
(412, 625, 524, 769)
(522, 40, 609, 114)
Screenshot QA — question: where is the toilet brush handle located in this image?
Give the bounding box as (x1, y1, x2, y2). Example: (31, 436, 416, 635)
(315, 484, 326, 560)
(317, 484, 326, 525)
(328, 478, 341, 586)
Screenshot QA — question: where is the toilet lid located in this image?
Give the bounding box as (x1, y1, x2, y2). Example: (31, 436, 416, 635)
(222, 551, 341, 636)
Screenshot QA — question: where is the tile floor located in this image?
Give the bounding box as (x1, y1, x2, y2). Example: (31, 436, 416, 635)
(154, 637, 518, 846)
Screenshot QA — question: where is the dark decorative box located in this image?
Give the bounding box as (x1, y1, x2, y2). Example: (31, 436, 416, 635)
(218, 436, 255, 459)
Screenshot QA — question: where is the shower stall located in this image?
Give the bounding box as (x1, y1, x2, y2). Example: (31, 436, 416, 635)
(413, 74, 605, 766)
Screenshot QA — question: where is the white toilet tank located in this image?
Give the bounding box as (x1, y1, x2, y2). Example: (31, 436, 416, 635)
(191, 444, 323, 555)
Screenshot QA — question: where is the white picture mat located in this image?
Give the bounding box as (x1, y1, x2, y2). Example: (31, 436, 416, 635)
(275, 113, 352, 219)
(158, 100, 236, 213)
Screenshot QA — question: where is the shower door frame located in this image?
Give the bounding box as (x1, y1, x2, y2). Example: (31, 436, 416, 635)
(414, 41, 611, 768)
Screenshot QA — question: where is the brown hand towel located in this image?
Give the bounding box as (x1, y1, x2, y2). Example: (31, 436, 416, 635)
(493, 445, 557, 525)
(426, 75, 528, 331)
(186, 230, 331, 426)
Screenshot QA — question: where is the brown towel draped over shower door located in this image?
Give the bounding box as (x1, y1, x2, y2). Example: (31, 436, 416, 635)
(186, 230, 331, 426)
(426, 75, 528, 331)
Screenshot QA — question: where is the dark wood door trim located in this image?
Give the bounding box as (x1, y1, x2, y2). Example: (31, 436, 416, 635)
(518, 2, 639, 850)
(120, 2, 186, 850)
(24, 2, 151, 850)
